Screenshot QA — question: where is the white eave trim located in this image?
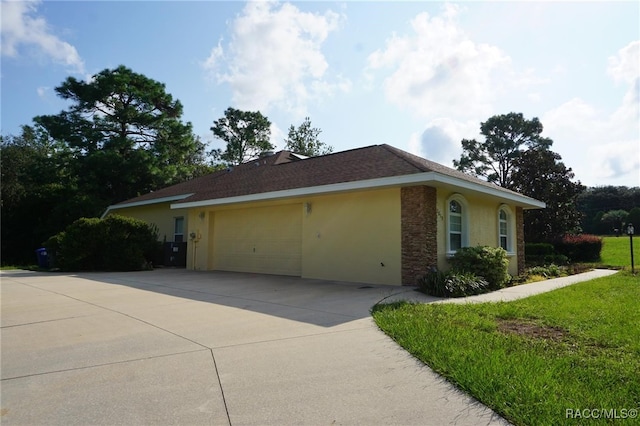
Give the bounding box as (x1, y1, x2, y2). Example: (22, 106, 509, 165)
(431, 173, 546, 208)
(101, 193, 194, 218)
(171, 172, 545, 210)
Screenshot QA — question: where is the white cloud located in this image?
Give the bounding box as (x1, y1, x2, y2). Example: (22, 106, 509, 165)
(408, 117, 479, 166)
(203, 1, 348, 117)
(366, 4, 513, 120)
(408, 125, 455, 165)
(0, 0, 84, 74)
(607, 40, 639, 85)
(203, 38, 224, 72)
(556, 41, 640, 186)
(370, 5, 638, 186)
(36, 85, 48, 98)
(543, 42, 640, 187)
(269, 122, 285, 151)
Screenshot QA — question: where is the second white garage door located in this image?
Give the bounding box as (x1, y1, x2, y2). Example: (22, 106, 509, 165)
(213, 204, 302, 276)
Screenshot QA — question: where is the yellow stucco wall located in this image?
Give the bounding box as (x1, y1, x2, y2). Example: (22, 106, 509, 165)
(106, 203, 189, 243)
(436, 192, 519, 276)
(187, 200, 302, 271)
(211, 204, 302, 275)
(112, 185, 521, 281)
(187, 209, 210, 270)
(185, 189, 402, 285)
(301, 188, 402, 285)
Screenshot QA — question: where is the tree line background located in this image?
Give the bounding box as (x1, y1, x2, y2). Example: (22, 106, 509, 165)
(2, 66, 638, 265)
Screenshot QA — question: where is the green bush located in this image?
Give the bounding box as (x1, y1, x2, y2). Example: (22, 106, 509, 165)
(448, 246, 511, 290)
(525, 243, 555, 256)
(418, 268, 489, 298)
(443, 271, 489, 297)
(554, 234, 602, 263)
(45, 215, 158, 271)
(526, 264, 565, 278)
(43, 231, 65, 268)
(418, 268, 448, 297)
(524, 243, 569, 266)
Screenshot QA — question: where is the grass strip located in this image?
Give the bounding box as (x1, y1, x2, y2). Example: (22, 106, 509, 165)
(372, 272, 640, 426)
(600, 236, 638, 268)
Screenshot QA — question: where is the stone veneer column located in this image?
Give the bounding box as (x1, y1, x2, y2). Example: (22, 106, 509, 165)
(401, 186, 437, 286)
(516, 206, 525, 275)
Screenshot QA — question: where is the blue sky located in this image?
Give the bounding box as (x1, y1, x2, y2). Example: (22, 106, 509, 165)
(2, 1, 639, 187)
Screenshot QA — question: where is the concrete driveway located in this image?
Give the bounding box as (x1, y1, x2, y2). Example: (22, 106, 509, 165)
(1, 269, 506, 425)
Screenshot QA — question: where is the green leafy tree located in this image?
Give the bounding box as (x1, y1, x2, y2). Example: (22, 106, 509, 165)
(627, 207, 640, 232)
(588, 211, 610, 235)
(511, 148, 585, 242)
(2, 67, 211, 264)
(577, 186, 640, 233)
(600, 210, 629, 234)
(211, 107, 273, 165)
(35, 65, 207, 205)
(1, 125, 58, 208)
(284, 117, 332, 157)
(454, 112, 552, 188)
(1, 125, 92, 264)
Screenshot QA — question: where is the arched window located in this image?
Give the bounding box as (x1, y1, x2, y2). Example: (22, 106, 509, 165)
(447, 195, 468, 253)
(498, 205, 513, 253)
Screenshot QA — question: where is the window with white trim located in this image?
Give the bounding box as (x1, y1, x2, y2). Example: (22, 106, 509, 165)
(447, 195, 468, 253)
(174, 217, 184, 242)
(449, 201, 462, 250)
(499, 209, 509, 250)
(498, 205, 514, 253)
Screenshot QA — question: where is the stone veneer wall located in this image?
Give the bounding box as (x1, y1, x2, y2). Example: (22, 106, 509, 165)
(516, 206, 525, 275)
(401, 186, 437, 285)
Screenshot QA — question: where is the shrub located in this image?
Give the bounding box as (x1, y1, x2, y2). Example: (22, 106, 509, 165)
(100, 215, 159, 270)
(43, 232, 65, 268)
(443, 271, 490, 297)
(418, 268, 489, 298)
(524, 243, 569, 266)
(526, 264, 565, 278)
(525, 243, 555, 257)
(448, 246, 511, 290)
(418, 268, 448, 297)
(45, 215, 158, 271)
(554, 234, 602, 263)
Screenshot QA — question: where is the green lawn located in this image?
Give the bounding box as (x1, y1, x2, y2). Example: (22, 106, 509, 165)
(600, 235, 638, 269)
(373, 238, 640, 425)
(373, 273, 640, 425)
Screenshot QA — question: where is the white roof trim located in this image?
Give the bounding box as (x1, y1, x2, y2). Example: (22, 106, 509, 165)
(101, 193, 193, 218)
(429, 174, 546, 208)
(171, 173, 545, 210)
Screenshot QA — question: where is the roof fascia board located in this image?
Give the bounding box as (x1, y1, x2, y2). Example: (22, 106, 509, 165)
(430, 174, 546, 208)
(172, 173, 545, 210)
(101, 193, 194, 218)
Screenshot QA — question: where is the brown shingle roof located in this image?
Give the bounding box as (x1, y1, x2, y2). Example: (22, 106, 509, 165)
(111, 144, 540, 209)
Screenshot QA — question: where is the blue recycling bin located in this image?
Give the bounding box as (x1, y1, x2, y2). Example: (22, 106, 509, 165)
(35, 248, 49, 268)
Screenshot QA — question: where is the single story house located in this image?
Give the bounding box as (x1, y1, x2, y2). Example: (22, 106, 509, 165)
(102, 144, 544, 286)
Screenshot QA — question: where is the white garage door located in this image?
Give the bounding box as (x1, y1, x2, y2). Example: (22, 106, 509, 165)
(213, 204, 302, 276)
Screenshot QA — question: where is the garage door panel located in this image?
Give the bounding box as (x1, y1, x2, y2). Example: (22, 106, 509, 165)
(213, 204, 302, 276)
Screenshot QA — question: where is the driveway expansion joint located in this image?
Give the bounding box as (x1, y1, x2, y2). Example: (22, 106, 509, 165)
(0, 314, 96, 328)
(208, 323, 376, 350)
(209, 349, 232, 425)
(0, 348, 210, 381)
(8, 280, 213, 350)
